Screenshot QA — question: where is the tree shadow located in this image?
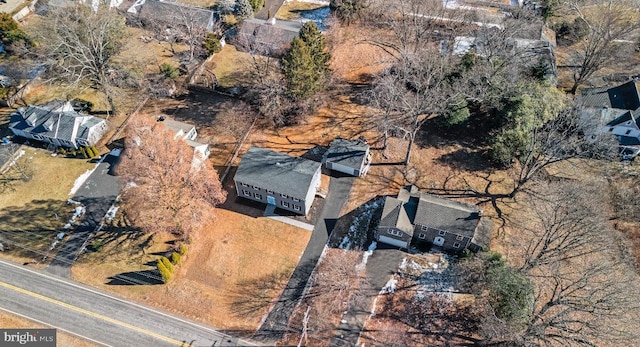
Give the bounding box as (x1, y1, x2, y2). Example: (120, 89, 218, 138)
(106, 269, 163, 285)
(227, 268, 293, 319)
(327, 196, 384, 250)
(436, 148, 495, 172)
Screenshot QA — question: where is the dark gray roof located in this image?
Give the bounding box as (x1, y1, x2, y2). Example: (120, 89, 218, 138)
(619, 136, 640, 146)
(325, 138, 369, 171)
(138, 0, 216, 32)
(414, 193, 481, 238)
(605, 110, 640, 128)
(471, 217, 492, 248)
(9, 101, 105, 144)
(581, 80, 640, 112)
(379, 197, 415, 234)
(235, 18, 302, 56)
(234, 147, 321, 199)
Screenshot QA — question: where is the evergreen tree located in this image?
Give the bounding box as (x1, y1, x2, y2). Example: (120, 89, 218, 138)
(248, 0, 264, 12)
(234, 0, 254, 19)
(281, 38, 318, 100)
(298, 22, 331, 83)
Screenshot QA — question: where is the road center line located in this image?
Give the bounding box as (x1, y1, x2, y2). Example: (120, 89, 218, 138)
(0, 281, 190, 347)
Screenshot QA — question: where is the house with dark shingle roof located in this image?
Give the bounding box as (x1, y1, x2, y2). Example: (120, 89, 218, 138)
(132, 0, 218, 33)
(579, 80, 640, 159)
(323, 138, 371, 177)
(234, 147, 322, 215)
(376, 186, 490, 252)
(9, 101, 107, 149)
(234, 18, 303, 57)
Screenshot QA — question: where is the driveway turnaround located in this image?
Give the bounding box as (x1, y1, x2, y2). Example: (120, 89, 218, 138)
(257, 174, 355, 340)
(0, 260, 258, 347)
(47, 153, 121, 278)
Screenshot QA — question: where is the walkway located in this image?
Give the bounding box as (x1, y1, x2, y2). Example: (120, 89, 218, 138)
(256, 174, 355, 341)
(264, 205, 314, 231)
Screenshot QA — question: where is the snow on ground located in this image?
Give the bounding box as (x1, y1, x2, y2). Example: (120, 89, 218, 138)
(64, 201, 86, 229)
(356, 241, 377, 272)
(105, 205, 119, 222)
(339, 198, 383, 250)
(110, 149, 121, 157)
(381, 278, 397, 294)
(399, 253, 459, 298)
(68, 153, 109, 196)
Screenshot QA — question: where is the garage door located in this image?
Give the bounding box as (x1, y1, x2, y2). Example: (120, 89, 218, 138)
(378, 235, 408, 249)
(329, 162, 356, 176)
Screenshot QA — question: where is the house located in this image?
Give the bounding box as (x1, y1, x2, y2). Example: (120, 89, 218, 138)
(131, 0, 218, 33)
(234, 147, 322, 215)
(157, 117, 210, 162)
(376, 186, 490, 253)
(579, 80, 640, 159)
(9, 101, 107, 149)
(234, 18, 303, 57)
(323, 138, 371, 177)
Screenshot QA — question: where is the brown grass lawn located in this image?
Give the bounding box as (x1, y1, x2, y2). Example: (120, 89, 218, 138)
(114, 27, 190, 76)
(0, 148, 95, 265)
(206, 44, 260, 88)
(0, 310, 98, 347)
(275, 1, 326, 20)
(72, 208, 310, 331)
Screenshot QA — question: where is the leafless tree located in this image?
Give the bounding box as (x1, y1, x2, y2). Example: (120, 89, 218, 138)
(0, 155, 32, 193)
(33, 6, 129, 114)
(565, 0, 640, 94)
(117, 115, 227, 238)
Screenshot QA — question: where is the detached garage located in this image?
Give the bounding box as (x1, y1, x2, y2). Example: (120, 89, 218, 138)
(323, 138, 371, 177)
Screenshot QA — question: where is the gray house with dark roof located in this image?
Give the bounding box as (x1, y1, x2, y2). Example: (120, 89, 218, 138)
(376, 186, 490, 252)
(234, 147, 322, 215)
(9, 101, 107, 149)
(131, 0, 218, 33)
(234, 18, 303, 57)
(323, 138, 371, 177)
(579, 80, 640, 159)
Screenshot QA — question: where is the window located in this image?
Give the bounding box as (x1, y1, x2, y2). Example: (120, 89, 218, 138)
(32, 134, 43, 140)
(388, 229, 402, 237)
(456, 235, 464, 241)
(242, 190, 251, 197)
(438, 230, 446, 236)
(421, 225, 428, 231)
(267, 190, 274, 194)
(453, 242, 461, 248)
(625, 129, 632, 135)
(241, 183, 249, 188)
(418, 233, 426, 239)
(281, 201, 290, 208)
(293, 197, 300, 202)
(254, 193, 262, 200)
(252, 185, 261, 190)
(609, 127, 614, 132)
(281, 193, 288, 198)
(293, 205, 301, 211)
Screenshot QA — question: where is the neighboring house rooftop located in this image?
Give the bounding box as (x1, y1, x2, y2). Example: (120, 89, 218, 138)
(9, 100, 106, 148)
(581, 80, 640, 112)
(234, 147, 321, 199)
(414, 194, 481, 238)
(133, 0, 217, 32)
(324, 138, 370, 172)
(234, 18, 303, 56)
(162, 118, 195, 136)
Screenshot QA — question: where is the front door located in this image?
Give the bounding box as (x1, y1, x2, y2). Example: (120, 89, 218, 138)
(433, 237, 445, 246)
(267, 196, 276, 205)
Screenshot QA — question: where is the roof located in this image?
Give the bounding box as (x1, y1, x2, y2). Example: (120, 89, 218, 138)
(235, 18, 302, 56)
(581, 80, 640, 112)
(325, 138, 369, 171)
(9, 101, 105, 144)
(379, 197, 416, 234)
(137, 0, 216, 32)
(234, 147, 321, 199)
(160, 118, 195, 136)
(414, 193, 481, 238)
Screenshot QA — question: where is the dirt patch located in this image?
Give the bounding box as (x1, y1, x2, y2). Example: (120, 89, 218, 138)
(0, 310, 98, 347)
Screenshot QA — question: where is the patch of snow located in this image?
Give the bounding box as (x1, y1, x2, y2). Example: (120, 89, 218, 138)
(63, 223, 72, 230)
(69, 169, 93, 196)
(67, 199, 81, 205)
(338, 198, 383, 250)
(339, 235, 352, 250)
(56, 232, 65, 240)
(73, 206, 86, 219)
(110, 148, 121, 157)
(381, 278, 397, 294)
(341, 319, 347, 324)
(356, 241, 377, 272)
(105, 205, 119, 222)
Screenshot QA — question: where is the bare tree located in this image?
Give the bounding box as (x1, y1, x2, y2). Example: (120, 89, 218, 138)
(33, 6, 128, 114)
(566, 0, 640, 94)
(117, 115, 227, 238)
(0, 155, 32, 193)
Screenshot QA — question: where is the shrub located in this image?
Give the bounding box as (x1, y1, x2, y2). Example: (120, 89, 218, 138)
(58, 147, 67, 155)
(78, 147, 88, 159)
(83, 146, 95, 158)
(90, 146, 99, 158)
(178, 243, 188, 256)
(160, 63, 180, 80)
(171, 252, 182, 265)
(248, 0, 264, 12)
(157, 259, 172, 283)
(91, 239, 103, 252)
(68, 149, 77, 157)
(160, 256, 174, 273)
(202, 33, 223, 56)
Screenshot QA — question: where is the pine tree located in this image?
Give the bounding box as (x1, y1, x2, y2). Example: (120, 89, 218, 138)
(298, 21, 331, 82)
(281, 38, 318, 100)
(234, 0, 254, 19)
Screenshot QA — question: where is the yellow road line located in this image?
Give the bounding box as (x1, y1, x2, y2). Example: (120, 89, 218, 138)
(0, 281, 190, 347)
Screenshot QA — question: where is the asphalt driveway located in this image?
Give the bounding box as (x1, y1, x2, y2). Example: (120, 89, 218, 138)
(257, 173, 355, 340)
(46, 153, 122, 278)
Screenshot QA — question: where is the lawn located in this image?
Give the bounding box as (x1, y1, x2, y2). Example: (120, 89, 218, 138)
(72, 207, 311, 331)
(0, 310, 98, 347)
(206, 44, 258, 88)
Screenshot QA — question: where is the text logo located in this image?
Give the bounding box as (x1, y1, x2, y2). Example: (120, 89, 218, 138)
(0, 329, 56, 347)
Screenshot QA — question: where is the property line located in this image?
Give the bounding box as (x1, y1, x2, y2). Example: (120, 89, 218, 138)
(0, 281, 190, 347)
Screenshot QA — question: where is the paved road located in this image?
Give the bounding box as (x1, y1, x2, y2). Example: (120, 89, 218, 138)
(0, 259, 258, 347)
(47, 154, 121, 278)
(256, 174, 355, 341)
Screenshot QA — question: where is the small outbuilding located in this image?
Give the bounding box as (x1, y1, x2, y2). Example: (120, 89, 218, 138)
(323, 138, 371, 177)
